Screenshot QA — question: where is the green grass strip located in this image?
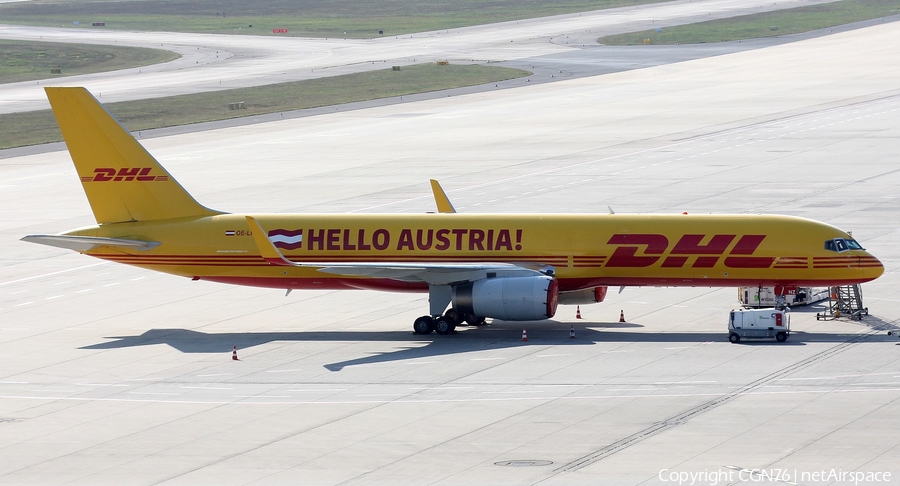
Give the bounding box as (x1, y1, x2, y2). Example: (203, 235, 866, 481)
(0, 40, 178, 84)
(0, 0, 659, 38)
(0, 63, 529, 150)
(598, 0, 900, 45)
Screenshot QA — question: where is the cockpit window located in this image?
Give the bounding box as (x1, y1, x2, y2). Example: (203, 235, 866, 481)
(825, 238, 864, 252)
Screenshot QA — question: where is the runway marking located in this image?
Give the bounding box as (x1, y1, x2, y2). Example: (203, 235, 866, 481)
(45, 295, 64, 300)
(14, 302, 33, 306)
(181, 386, 233, 390)
(235, 395, 291, 398)
(130, 277, 146, 281)
(410, 386, 472, 390)
(0, 262, 108, 288)
(128, 391, 178, 395)
(9, 290, 25, 295)
(54, 280, 70, 285)
(655, 381, 715, 385)
(103, 283, 120, 287)
(777, 376, 835, 381)
(5, 386, 899, 406)
(0, 381, 29, 384)
(197, 373, 233, 377)
(286, 388, 348, 392)
(74, 289, 92, 293)
(76, 383, 129, 387)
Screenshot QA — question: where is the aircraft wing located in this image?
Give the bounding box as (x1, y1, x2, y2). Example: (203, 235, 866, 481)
(246, 216, 548, 285)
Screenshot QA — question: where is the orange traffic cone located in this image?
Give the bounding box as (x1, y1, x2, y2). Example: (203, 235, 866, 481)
(576, 305, 582, 319)
(521, 329, 528, 342)
(569, 325, 576, 339)
(232, 344, 239, 361)
(619, 310, 626, 323)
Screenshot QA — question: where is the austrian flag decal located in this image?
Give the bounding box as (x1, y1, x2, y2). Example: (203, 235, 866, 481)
(268, 229, 303, 250)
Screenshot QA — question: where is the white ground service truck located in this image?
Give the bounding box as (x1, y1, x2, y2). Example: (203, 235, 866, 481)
(728, 308, 790, 343)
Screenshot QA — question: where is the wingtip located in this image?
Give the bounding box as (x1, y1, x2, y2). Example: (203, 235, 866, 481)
(429, 179, 457, 214)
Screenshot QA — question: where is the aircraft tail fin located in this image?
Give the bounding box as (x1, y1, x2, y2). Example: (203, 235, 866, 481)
(45, 87, 221, 224)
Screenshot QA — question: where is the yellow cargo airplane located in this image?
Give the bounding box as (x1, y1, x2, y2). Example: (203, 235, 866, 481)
(23, 88, 884, 335)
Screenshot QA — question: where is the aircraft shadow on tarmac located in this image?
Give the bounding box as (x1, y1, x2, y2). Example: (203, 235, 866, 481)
(79, 317, 898, 371)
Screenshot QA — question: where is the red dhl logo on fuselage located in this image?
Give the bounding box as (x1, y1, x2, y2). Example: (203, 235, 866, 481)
(605, 233, 773, 269)
(80, 167, 168, 182)
(265, 229, 777, 269)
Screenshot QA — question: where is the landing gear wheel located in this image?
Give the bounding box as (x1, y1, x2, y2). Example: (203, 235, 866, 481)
(413, 316, 434, 335)
(776, 332, 787, 342)
(443, 308, 462, 326)
(434, 317, 456, 335)
(464, 314, 487, 326)
(728, 333, 740, 344)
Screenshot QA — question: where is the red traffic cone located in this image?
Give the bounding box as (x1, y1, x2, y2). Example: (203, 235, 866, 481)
(232, 344, 239, 361)
(569, 325, 576, 339)
(576, 305, 582, 319)
(521, 329, 528, 342)
(619, 310, 626, 323)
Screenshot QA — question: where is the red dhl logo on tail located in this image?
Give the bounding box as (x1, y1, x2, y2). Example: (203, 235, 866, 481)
(80, 167, 169, 182)
(604, 233, 774, 269)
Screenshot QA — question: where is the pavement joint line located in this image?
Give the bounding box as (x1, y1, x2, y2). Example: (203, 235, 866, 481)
(548, 327, 881, 475)
(0, 262, 108, 288)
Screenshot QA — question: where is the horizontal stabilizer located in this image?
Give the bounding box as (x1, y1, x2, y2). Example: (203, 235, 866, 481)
(21, 235, 160, 253)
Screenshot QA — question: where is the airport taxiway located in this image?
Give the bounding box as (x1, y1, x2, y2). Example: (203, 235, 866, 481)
(0, 0, 843, 114)
(1, 15, 900, 486)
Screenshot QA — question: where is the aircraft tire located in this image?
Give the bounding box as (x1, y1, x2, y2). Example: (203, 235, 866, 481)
(776, 332, 787, 342)
(728, 333, 740, 344)
(444, 308, 462, 326)
(464, 315, 487, 326)
(434, 317, 456, 335)
(413, 316, 434, 335)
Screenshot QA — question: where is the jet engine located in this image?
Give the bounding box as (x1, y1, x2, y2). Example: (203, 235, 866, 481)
(452, 275, 558, 321)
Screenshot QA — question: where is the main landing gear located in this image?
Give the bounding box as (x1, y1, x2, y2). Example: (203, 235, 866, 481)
(413, 309, 487, 335)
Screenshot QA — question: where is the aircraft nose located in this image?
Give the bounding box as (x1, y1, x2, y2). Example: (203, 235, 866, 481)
(860, 252, 884, 281)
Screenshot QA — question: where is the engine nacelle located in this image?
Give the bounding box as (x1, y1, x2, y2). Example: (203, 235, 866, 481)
(558, 286, 608, 305)
(453, 276, 558, 321)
